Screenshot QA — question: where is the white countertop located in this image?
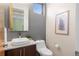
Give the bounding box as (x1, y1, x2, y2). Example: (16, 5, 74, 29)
(4, 40, 36, 51)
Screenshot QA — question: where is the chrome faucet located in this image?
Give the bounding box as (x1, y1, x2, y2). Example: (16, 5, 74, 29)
(18, 32, 22, 38)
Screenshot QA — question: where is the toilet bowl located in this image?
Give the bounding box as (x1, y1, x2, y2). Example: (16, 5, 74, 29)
(36, 40, 53, 56)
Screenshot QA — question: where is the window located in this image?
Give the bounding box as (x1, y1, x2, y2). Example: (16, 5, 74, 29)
(33, 3, 43, 14)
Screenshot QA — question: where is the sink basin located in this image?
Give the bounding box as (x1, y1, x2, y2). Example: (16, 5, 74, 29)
(11, 38, 30, 46)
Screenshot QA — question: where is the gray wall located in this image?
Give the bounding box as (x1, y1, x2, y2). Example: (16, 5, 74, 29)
(5, 3, 46, 41)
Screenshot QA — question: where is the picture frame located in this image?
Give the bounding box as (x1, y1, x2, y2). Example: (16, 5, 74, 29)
(55, 11, 69, 35)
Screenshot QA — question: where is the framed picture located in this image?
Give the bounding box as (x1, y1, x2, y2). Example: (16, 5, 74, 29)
(55, 11, 69, 35)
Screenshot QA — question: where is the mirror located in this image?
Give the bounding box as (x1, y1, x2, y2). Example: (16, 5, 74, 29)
(9, 3, 29, 31)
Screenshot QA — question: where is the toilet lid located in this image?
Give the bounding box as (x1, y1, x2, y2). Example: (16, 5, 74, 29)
(37, 48, 53, 56)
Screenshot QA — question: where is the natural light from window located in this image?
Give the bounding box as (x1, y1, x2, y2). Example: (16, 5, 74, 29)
(33, 3, 43, 14)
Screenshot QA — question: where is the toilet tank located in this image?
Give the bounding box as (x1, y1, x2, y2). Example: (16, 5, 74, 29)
(36, 40, 46, 49)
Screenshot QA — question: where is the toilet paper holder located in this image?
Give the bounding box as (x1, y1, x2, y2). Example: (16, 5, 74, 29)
(55, 44, 60, 49)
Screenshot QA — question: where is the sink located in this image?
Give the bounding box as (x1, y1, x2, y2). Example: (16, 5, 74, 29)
(11, 38, 30, 46)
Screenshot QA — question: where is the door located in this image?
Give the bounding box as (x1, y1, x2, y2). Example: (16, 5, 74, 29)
(0, 4, 4, 56)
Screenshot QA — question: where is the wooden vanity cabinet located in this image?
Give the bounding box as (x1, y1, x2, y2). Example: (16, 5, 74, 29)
(5, 45, 36, 56)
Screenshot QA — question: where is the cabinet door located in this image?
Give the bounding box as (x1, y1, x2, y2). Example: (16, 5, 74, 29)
(5, 48, 21, 56)
(29, 45, 36, 56)
(24, 45, 36, 56)
(22, 47, 30, 56)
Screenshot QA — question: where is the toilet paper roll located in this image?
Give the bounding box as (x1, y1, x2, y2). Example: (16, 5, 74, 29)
(55, 44, 60, 48)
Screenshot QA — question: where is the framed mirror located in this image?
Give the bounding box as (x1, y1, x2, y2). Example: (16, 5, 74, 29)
(9, 3, 29, 31)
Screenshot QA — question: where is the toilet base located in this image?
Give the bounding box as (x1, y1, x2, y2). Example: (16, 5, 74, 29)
(36, 51, 40, 56)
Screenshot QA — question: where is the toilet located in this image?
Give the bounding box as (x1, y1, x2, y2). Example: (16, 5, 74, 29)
(36, 40, 53, 56)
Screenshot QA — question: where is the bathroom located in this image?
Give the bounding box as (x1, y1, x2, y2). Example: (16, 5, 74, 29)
(0, 3, 79, 56)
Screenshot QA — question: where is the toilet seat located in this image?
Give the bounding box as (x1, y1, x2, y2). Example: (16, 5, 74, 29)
(36, 40, 53, 56)
(37, 48, 53, 56)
